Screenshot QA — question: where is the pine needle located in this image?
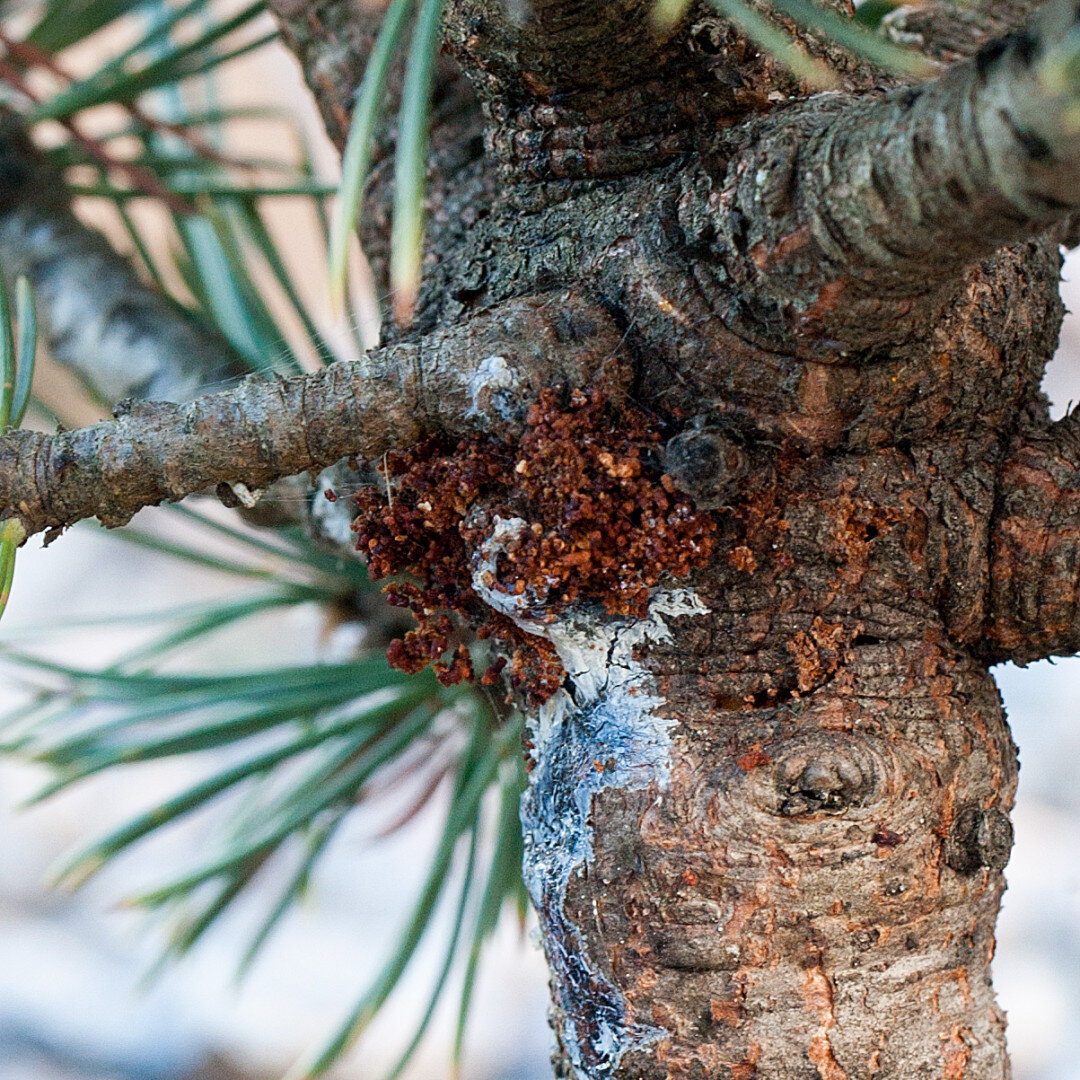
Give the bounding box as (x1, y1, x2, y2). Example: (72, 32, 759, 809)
(390, 0, 444, 327)
(328, 0, 414, 312)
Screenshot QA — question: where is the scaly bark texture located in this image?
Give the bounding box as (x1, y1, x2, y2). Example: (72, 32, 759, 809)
(7, 0, 1080, 1074)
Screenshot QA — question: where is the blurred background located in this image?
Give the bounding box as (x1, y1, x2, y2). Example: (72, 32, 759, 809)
(0, 5, 1078, 1080)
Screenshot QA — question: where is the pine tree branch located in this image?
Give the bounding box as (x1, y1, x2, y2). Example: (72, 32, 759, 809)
(981, 410, 1080, 663)
(690, 0, 1080, 355)
(0, 294, 626, 540)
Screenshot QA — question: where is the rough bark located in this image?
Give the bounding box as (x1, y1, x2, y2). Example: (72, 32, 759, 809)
(6, 0, 1080, 1075)
(881, 0, 1045, 63)
(981, 408, 1080, 663)
(689, 0, 1080, 355)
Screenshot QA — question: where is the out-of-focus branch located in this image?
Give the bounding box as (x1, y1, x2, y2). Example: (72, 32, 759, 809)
(0, 294, 627, 539)
(881, 0, 1045, 63)
(687, 0, 1080, 355)
(0, 109, 248, 404)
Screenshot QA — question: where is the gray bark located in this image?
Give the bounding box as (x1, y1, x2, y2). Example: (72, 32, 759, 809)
(0, 109, 247, 405)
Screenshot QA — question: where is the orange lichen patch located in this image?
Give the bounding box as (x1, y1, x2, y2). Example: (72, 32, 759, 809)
(749, 225, 810, 269)
(801, 965, 835, 1017)
(943, 968, 973, 1006)
(656, 1039, 757, 1079)
(728, 544, 758, 573)
(797, 276, 852, 330)
(802, 955, 849, 1080)
(867, 1033, 886, 1075)
(736, 748, 771, 771)
(786, 617, 853, 693)
(353, 388, 715, 703)
(730, 1043, 761, 1080)
(710, 995, 744, 1024)
(808, 1035, 850, 1080)
(941, 1025, 973, 1079)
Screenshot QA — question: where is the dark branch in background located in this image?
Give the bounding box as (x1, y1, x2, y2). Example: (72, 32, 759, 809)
(0, 109, 248, 404)
(982, 410, 1080, 663)
(0, 54, 195, 215)
(0, 294, 627, 539)
(0, 29, 248, 175)
(687, 0, 1080, 355)
(881, 0, 1045, 63)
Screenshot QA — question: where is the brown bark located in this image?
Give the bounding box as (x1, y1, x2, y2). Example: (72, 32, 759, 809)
(517, 443, 1023, 1077)
(6, 0, 1080, 1075)
(982, 409, 1080, 663)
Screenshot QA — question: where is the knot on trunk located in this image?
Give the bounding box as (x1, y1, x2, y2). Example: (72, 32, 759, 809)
(945, 804, 1014, 872)
(774, 742, 872, 816)
(779, 754, 869, 816)
(663, 423, 753, 510)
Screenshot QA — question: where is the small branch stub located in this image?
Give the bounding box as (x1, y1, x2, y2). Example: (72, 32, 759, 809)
(945, 805, 1014, 872)
(663, 425, 750, 510)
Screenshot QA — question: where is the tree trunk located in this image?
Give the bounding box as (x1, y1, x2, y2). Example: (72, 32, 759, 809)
(11, 0, 1080, 1074)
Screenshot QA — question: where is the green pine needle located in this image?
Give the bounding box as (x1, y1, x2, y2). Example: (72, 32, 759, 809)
(0, 269, 37, 623)
(0, 519, 24, 621)
(290, 709, 523, 1080)
(453, 756, 525, 1067)
(380, 825, 479, 1080)
(390, 0, 444, 327)
(235, 817, 343, 980)
(652, 0, 692, 31)
(767, 0, 933, 76)
(0, 261, 15, 432)
(710, 0, 838, 87)
(328, 0, 414, 312)
(28, 1, 270, 122)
